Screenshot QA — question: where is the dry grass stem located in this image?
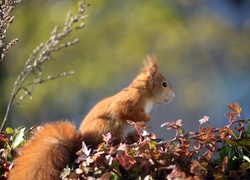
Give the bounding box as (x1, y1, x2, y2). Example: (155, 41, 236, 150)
(1, 1, 89, 130)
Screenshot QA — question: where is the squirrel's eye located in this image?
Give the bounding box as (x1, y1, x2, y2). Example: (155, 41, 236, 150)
(162, 81, 168, 87)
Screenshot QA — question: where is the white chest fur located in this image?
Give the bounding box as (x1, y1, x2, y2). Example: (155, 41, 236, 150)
(122, 100, 154, 139)
(145, 100, 154, 113)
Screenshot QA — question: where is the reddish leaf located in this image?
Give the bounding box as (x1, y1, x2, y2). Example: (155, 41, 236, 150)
(117, 152, 136, 170)
(227, 102, 242, 117)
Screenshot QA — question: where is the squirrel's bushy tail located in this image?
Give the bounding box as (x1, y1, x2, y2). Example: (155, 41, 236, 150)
(9, 121, 82, 180)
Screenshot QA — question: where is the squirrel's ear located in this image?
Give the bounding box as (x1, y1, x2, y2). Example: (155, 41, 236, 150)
(143, 54, 158, 81)
(149, 64, 157, 81)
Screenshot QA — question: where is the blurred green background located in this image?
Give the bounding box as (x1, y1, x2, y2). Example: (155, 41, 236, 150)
(1, 0, 250, 139)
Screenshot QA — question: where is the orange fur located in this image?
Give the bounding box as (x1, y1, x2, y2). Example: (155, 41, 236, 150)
(9, 55, 175, 179)
(9, 121, 82, 180)
(80, 54, 175, 146)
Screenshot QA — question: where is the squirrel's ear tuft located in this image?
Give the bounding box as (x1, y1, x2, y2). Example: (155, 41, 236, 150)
(143, 54, 158, 80)
(149, 64, 157, 81)
(143, 54, 158, 69)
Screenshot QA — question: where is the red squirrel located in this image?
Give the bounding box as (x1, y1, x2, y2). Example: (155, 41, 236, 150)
(9, 55, 175, 180)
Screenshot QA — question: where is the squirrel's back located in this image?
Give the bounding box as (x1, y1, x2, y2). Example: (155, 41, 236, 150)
(9, 121, 82, 180)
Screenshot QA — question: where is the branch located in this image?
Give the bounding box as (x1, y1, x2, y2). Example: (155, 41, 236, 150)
(1, 1, 89, 131)
(0, 0, 22, 62)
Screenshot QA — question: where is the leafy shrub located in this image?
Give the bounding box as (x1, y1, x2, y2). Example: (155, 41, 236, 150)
(0, 125, 36, 179)
(59, 102, 249, 179)
(1, 102, 249, 179)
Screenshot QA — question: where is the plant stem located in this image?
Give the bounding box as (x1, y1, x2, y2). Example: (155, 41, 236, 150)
(1, 69, 32, 131)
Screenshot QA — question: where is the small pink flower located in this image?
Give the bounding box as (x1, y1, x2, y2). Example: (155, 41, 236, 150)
(176, 119, 183, 126)
(199, 116, 209, 124)
(161, 119, 183, 129)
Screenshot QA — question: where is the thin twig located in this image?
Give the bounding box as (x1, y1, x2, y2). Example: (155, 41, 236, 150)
(1, 1, 89, 131)
(0, 0, 22, 62)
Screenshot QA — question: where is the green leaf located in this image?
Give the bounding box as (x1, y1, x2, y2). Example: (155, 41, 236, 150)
(237, 143, 250, 154)
(60, 167, 71, 179)
(149, 140, 156, 150)
(225, 139, 250, 154)
(238, 140, 250, 146)
(224, 138, 241, 147)
(245, 123, 250, 135)
(110, 172, 120, 180)
(243, 155, 250, 163)
(179, 128, 184, 135)
(232, 130, 239, 138)
(12, 127, 26, 148)
(240, 162, 250, 170)
(218, 145, 231, 162)
(7, 151, 13, 161)
(5, 127, 14, 134)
